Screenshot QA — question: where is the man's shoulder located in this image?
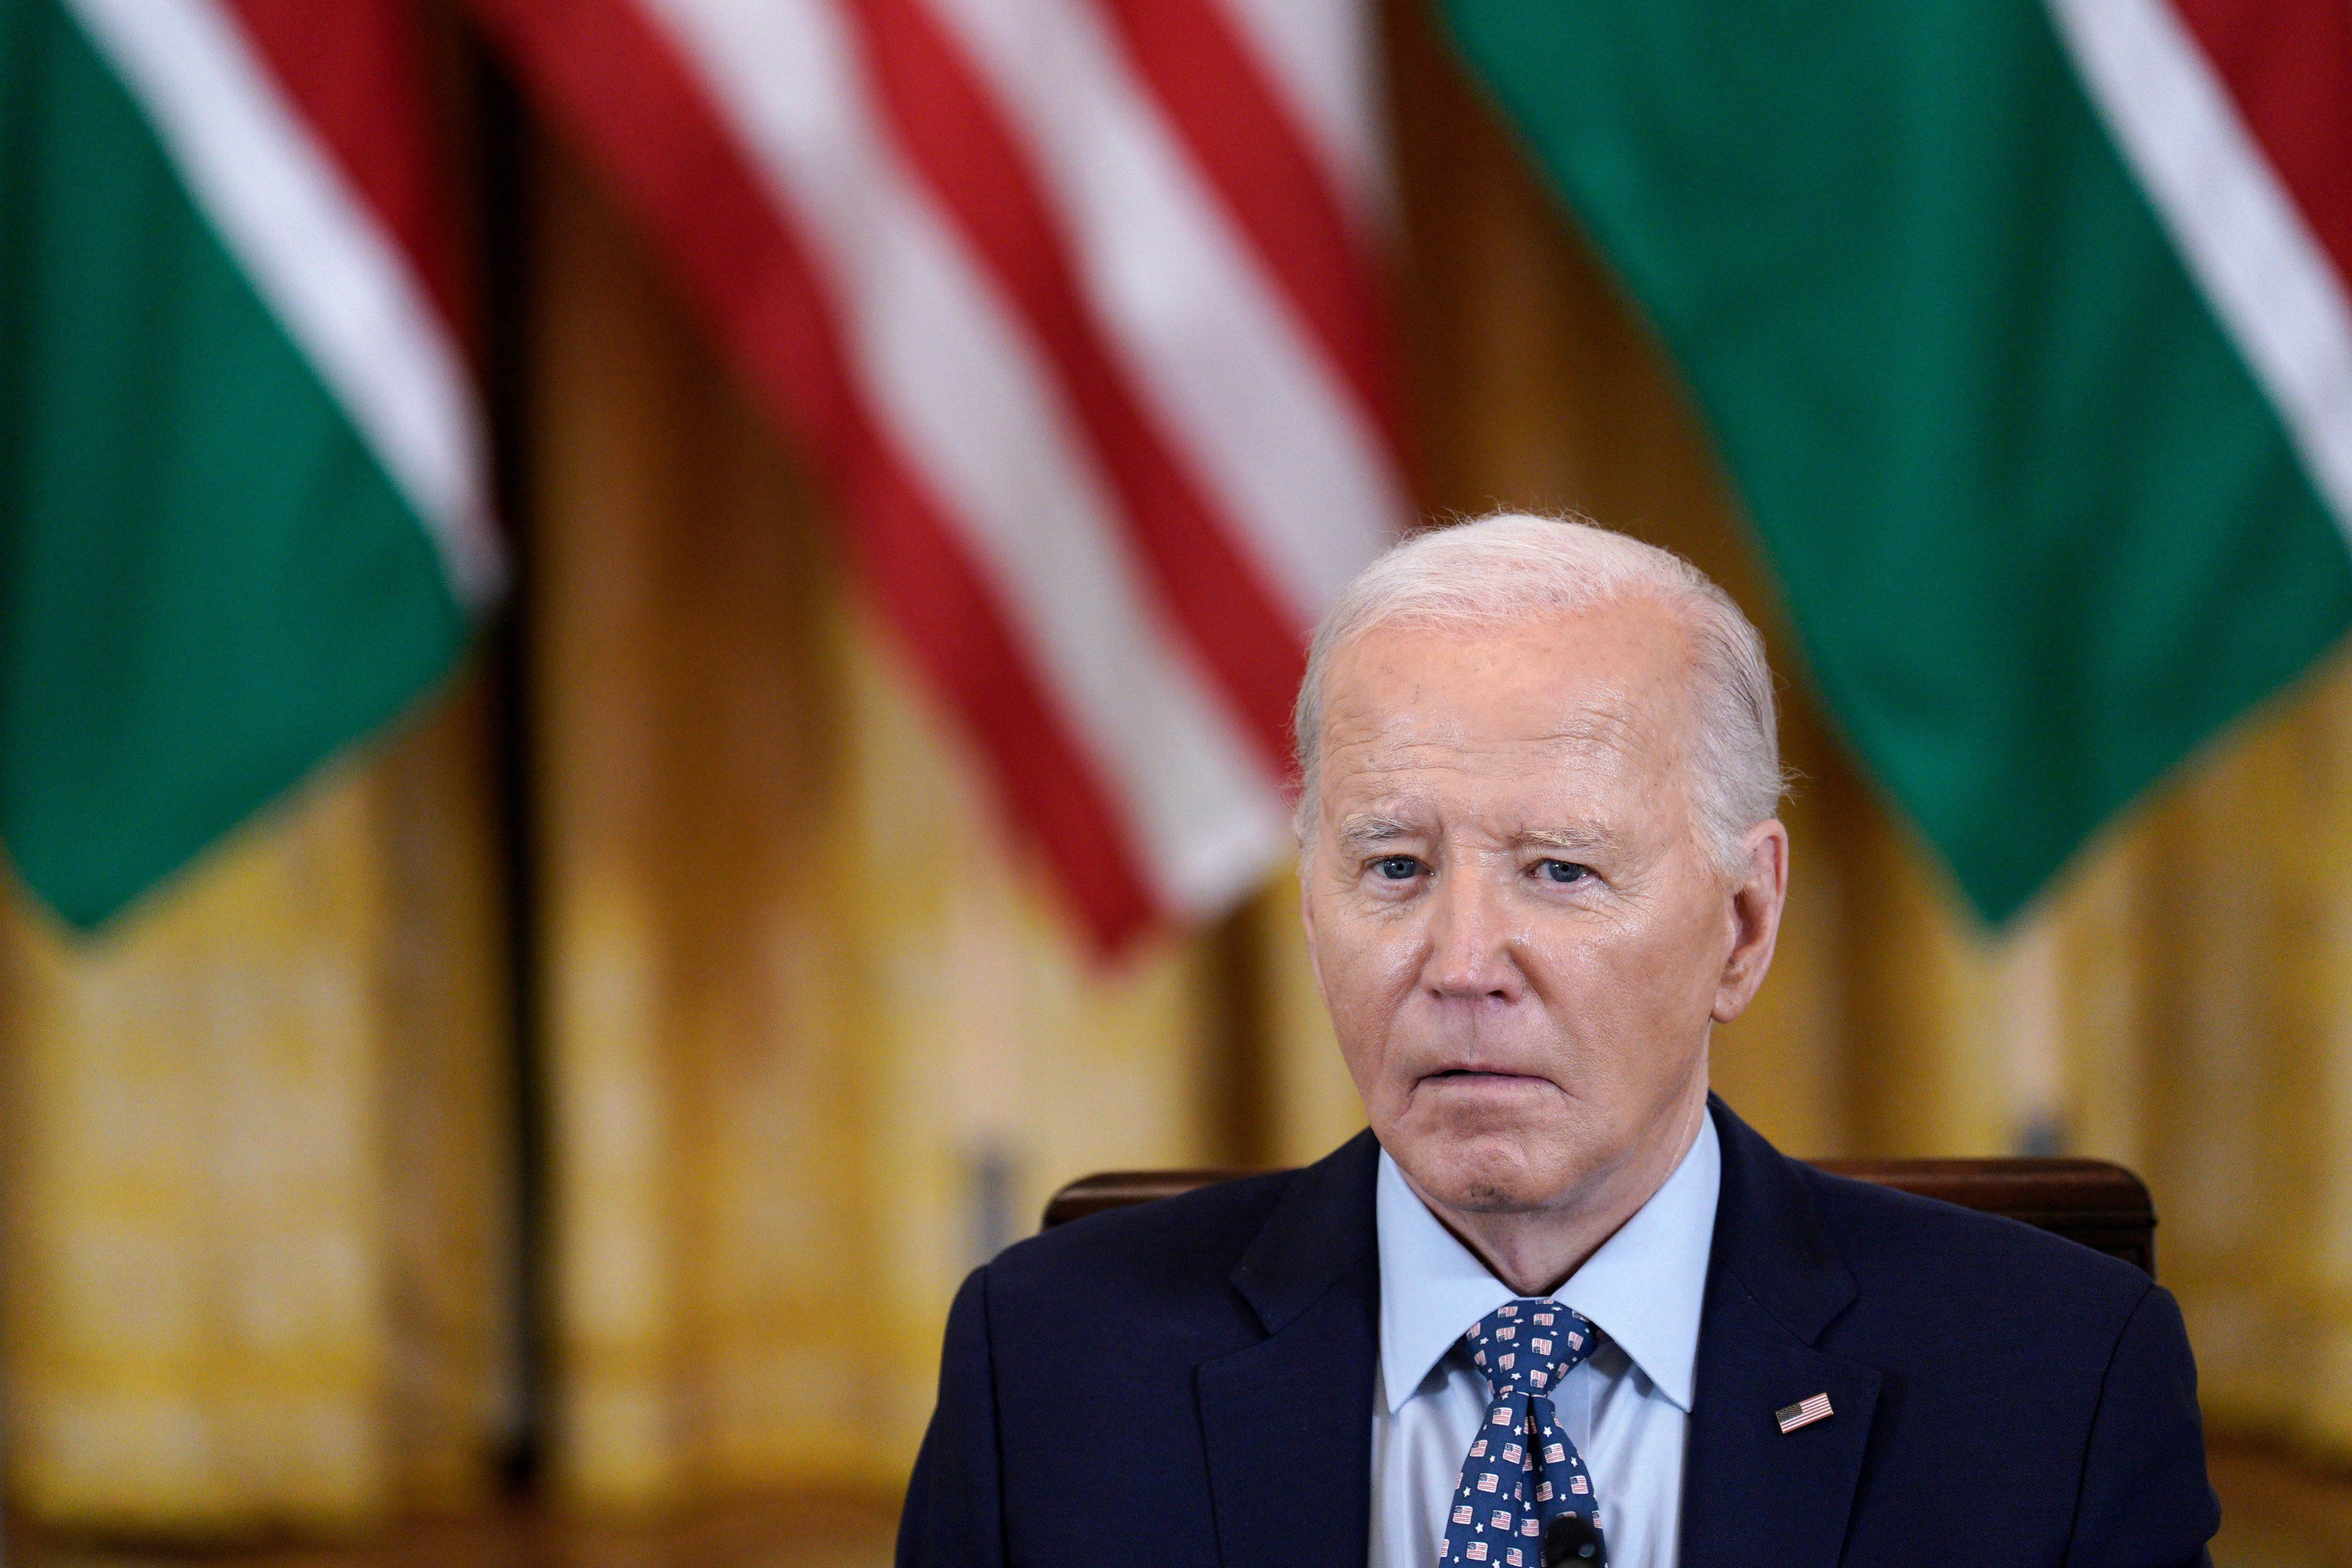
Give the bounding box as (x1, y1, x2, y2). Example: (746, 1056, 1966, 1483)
(969, 1162, 1334, 1376)
(991, 1164, 1305, 1298)
(1704, 1133, 2215, 1559)
(973, 1128, 1381, 1366)
(989, 1128, 1379, 1302)
(1794, 1159, 2157, 1348)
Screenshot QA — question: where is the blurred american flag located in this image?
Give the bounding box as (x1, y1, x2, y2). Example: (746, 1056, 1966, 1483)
(473, 0, 1410, 949)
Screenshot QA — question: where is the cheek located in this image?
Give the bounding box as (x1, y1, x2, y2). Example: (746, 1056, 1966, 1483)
(1322, 925, 1417, 1026)
(1308, 901, 1426, 1065)
(1536, 906, 1722, 1038)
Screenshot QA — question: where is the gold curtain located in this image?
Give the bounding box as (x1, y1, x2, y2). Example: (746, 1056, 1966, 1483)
(9, 0, 2352, 1538)
(521, 140, 1234, 1508)
(0, 680, 512, 1536)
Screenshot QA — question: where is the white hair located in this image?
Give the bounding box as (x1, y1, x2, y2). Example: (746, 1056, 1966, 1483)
(1293, 511, 1785, 876)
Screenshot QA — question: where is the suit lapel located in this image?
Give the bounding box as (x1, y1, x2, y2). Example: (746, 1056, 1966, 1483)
(1679, 1271, 1882, 1567)
(1197, 1130, 1381, 1568)
(1680, 1099, 1882, 1568)
(1192, 1107, 1883, 1566)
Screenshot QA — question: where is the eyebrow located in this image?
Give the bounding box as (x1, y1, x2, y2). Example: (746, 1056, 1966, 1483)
(1332, 817, 1626, 856)
(1335, 814, 1416, 848)
(1513, 826, 1622, 855)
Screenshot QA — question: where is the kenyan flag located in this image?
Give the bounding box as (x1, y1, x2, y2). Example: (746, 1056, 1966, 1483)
(1447, 0, 2352, 921)
(0, 0, 499, 927)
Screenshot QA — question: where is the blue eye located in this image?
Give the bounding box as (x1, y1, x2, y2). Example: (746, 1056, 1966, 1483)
(1541, 860, 1590, 884)
(1374, 855, 1420, 880)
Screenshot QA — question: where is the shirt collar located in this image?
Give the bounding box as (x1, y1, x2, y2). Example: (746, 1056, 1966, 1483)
(1375, 1108, 1720, 1416)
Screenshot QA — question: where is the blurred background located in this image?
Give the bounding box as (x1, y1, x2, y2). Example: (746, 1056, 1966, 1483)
(6, 0, 2352, 1562)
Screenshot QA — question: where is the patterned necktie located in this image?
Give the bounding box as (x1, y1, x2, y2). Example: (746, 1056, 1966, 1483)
(1438, 1298, 1605, 1567)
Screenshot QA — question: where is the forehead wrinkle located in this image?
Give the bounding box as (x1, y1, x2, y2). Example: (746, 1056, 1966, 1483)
(1328, 689, 1662, 766)
(1528, 689, 1672, 766)
(1324, 730, 1664, 813)
(1314, 623, 1701, 845)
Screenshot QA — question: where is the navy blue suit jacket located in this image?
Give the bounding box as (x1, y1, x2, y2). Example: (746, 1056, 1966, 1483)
(899, 1097, 2218, 1566)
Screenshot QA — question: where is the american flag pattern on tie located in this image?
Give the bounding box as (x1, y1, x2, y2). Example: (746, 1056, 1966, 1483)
(1439, 1299, 1606, 1567)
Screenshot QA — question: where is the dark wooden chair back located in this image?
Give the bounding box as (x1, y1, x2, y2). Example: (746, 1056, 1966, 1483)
(1042, 1156, 2156, 1276)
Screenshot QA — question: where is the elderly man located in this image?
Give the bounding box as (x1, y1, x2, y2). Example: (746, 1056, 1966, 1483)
(898, 513, 2217, 1567)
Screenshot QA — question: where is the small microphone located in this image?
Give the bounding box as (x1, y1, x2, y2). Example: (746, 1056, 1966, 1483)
(1542, 1513, 1606, 1568)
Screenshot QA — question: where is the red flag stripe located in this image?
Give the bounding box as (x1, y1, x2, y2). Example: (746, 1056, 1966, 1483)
(2166, 0, 2352, 292)
(467, 0, 1160, 948)
(1099, 0, 1404, 465)
(853, 452, 1160, 950)
(217, 0, 469, 341)
(912, 0, 1402, 642)
(845, 0, 1306, 770)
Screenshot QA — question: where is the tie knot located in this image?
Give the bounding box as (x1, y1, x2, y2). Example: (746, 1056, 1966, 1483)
(1463, 1298, 1596, 1397)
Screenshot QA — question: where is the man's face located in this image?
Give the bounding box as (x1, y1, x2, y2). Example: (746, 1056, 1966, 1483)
(1301, 599, 1767, 1218)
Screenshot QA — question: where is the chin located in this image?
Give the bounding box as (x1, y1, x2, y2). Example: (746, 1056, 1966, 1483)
(1406, 1129, 1572, 1214)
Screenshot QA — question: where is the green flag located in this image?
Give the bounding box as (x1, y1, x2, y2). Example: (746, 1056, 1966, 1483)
(1446, 0, 2352, 920)
(0, 0, 498, 927)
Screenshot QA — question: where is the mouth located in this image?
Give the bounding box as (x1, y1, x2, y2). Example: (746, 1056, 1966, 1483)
(1420, 1067, 1548, 1086)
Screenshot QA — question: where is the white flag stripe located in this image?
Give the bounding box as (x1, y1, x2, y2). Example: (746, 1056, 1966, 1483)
(67, 0, 503, 608)
(644, 0, 1293, 917)
(925, 0, 1403, 624)
(1210, 0, 1388, 216)
(2049, 0, 2352, 543)
(844, 195, 1295, 916)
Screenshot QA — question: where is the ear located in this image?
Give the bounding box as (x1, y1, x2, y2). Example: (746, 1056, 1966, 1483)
(1712, 818, 1789, 1023)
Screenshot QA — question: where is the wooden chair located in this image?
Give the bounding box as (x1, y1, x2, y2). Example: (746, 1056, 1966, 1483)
(1044, 1156, 2157, 1276)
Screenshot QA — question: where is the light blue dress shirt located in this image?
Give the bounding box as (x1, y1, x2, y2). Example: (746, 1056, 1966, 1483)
(1370, 1112, 1721, 1568)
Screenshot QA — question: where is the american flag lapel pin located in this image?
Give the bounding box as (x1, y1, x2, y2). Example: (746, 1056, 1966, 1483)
(1775, 1392, 1834, 1434)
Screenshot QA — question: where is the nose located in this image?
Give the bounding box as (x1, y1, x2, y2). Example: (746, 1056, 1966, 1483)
(1423, 860, 1524, 1004)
